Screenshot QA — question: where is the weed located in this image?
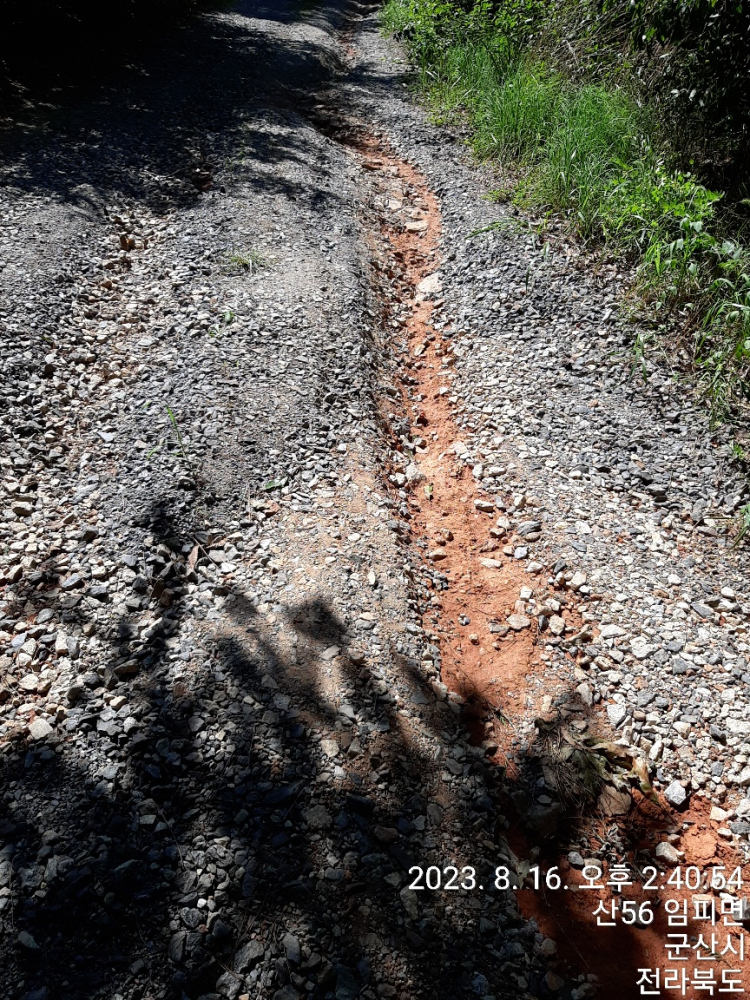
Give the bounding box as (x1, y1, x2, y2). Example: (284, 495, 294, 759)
(733, 503, 750, 548)
(225, 248, 267, 274)
(474, 62, 561, 163)
(166, 406, 189, 465)
(631, 329, 653, 382)
(209, 308, 236, 338)
(485, 187, 513, 203)
(468, 216, 530, 238)
(533, 715, 657, 809)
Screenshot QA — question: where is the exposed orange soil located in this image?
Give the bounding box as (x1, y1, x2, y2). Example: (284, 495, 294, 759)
(362, 143, 540, 748)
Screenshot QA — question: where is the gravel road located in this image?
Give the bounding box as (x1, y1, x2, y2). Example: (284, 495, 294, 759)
(2, 2, 750, 1000)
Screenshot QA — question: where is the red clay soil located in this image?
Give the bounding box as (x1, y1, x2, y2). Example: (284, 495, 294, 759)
(356, 131, 750, 1000)
(363, 144, 538, 732)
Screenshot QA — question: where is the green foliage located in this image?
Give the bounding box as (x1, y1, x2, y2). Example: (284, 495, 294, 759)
(624, 0, 750, 154)
(604, 165, 720, 248)
(383, 0, 544, 54)
(383, 0, 750, 419)
(538, 85, 644, 237)
(473, 62, 561, 160)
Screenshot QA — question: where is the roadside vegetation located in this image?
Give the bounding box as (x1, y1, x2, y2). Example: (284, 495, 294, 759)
(382, 0, 750, 426)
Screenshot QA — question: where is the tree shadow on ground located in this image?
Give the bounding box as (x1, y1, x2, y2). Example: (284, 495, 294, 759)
(0, 492, 669, 1000)
(0, 0, 354, 216)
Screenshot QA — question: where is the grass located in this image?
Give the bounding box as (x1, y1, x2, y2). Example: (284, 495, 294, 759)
(382, 0, 750, 424)
(166, 405, 189, 465)
(224, 248, 268, 275)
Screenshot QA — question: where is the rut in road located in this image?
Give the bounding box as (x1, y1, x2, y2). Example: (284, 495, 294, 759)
(329, 114, 679, 999)
(335, 9, 750, 996)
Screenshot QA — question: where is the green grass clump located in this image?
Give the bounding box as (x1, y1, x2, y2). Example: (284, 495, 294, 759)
(540, 85, 643, 235)
(382, 0, 750, 421)
(473, 61, 560, 161)
(225, 248, 268, 274)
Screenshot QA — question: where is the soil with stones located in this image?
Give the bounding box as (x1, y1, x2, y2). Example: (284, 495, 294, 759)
(2, 3, 750, 1000)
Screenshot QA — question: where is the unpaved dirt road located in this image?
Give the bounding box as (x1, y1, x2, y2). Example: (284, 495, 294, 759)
(2, 3, 750, 1000)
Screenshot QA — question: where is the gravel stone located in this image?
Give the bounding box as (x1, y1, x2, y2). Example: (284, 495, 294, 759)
(664, 781, 689, 808)
(655, 842, 681, 865)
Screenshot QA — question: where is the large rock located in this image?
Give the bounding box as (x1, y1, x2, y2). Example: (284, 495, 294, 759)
(655, 842, 681, 865)
(507, 613, 531, 631)
(399, 886, 418, 920)
(28, 718, 53, 740)
(664, 780, 688, 809)
(283, 933, 301, 965)
(167, 930, 186, 963)
(234, 939, 264, 973)
(606, 703, 627, 728)
(303, 804, 332, 830)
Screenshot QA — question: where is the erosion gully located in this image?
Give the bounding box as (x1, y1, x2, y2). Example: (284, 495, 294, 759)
(321, 67, 750, 996)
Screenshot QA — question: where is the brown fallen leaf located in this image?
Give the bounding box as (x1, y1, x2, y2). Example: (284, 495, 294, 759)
(598, 785, 632, 816)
